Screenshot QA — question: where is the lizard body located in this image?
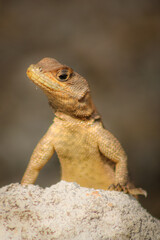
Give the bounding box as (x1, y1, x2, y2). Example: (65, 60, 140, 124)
(21, 57, 146, 196)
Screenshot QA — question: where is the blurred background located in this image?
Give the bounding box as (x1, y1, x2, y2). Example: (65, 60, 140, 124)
(0, 0, 160, 218)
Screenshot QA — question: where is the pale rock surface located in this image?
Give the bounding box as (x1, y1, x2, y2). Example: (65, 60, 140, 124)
(0, 181, 159, 240)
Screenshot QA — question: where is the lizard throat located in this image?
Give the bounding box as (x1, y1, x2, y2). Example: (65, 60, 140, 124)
(47, 91, 100, 120)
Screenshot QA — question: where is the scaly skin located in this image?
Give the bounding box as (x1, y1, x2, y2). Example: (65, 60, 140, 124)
(21, 57, 146, 196)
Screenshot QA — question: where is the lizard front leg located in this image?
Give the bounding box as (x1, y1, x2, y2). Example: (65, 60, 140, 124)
(21, 124, 55, 185)
(97, 127, 147, 196)
(97, 128, 128, 186)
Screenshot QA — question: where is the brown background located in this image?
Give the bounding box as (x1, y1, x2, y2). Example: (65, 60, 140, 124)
(0, 0, 160, 218)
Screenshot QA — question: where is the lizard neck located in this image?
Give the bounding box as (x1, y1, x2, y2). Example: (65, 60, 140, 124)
(54, 111, 101, 123)
(48, 91, 101, 121)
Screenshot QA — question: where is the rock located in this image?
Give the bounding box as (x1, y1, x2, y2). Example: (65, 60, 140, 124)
(0, 181, 159, 240)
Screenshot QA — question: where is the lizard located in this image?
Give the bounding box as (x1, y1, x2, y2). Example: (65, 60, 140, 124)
(21, 57, 146, 197)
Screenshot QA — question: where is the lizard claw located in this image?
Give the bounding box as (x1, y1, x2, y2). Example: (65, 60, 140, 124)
(108, 183, 147, 197)
(127, 187, 147, 197)
(108, 183, 129, 193)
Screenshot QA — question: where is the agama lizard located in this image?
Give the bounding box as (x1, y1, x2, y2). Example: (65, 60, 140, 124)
(21, 57, 146, 197)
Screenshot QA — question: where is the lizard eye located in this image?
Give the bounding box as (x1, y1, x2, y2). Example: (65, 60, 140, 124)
(58, 74, 68, 81)
(56, 68, 72, 82)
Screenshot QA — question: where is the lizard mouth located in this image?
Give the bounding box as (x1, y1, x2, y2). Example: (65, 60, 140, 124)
(27, 64, 62, 92)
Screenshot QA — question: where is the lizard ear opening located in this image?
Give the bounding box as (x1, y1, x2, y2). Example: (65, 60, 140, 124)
(56, 68, 73, 82)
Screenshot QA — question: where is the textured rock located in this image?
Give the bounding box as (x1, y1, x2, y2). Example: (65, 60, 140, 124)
(0, 181, 159, 240)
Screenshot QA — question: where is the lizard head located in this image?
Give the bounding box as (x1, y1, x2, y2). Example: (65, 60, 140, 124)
(27, 57, 99, 119)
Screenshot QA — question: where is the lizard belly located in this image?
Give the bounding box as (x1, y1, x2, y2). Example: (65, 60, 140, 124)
(52, 121, 115, 189)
